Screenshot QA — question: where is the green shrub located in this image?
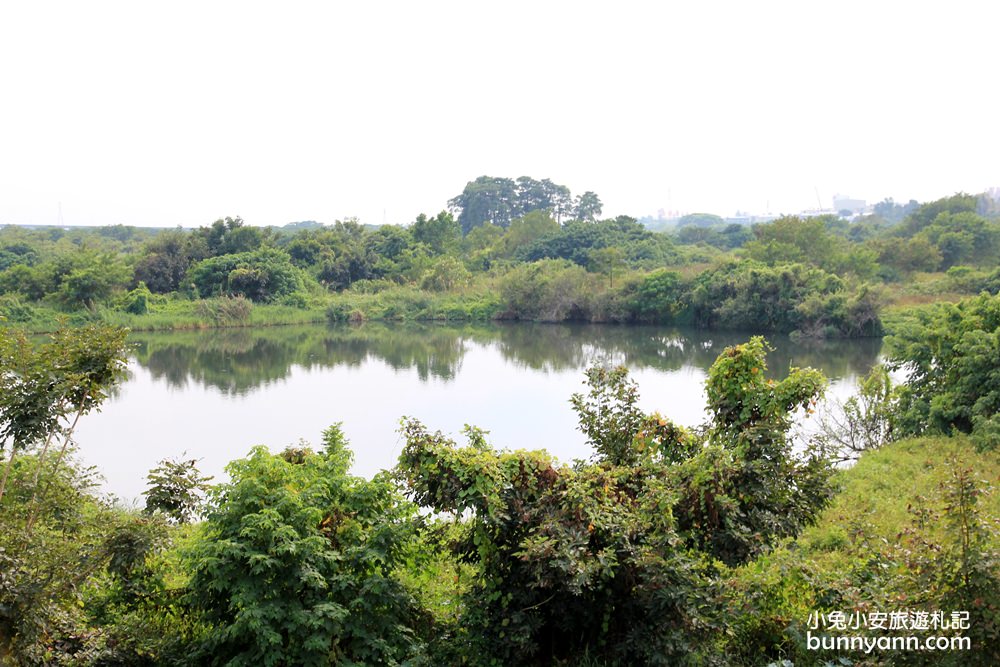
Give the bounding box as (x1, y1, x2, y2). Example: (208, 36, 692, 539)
(629, 268, 684, 322)
(187, 248, 303, 303)
(499, 259, 597, 321)
(687, 260, 882, 337)
(325, 301, 355, 323)
(276, 291, 309, 309)
(888, 293, 1000, 438)
(817, 364, 898, 460)
(0, 294, 36, 323)
(187, 426, 423, 665)
(728, 435, 1000, 666)
(121, 282, 154, 315)
(420, 256, 472, 292)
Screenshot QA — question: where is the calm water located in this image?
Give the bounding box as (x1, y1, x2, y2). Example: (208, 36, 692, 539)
(73, 322, 883, 501)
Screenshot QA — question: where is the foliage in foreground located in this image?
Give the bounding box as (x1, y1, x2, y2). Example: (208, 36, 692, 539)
(395, 337, 834, 665)
(186, 426, 423, 666)
(1, 324, 130, 508)
(0, 450, 200, 666)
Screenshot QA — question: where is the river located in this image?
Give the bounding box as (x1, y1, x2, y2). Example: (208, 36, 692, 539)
(72, 322, 883, 502)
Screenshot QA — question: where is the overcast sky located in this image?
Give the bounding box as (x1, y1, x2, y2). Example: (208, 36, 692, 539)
(1, 1, 996, 228)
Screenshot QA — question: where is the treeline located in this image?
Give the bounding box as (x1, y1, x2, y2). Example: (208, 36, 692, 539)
(1, 181, 999, 336)
(2, 295, 999, 665)
(673, 193, 1000, 280)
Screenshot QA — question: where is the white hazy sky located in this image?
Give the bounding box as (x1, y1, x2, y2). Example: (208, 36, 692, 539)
(1, 1, 997, 228)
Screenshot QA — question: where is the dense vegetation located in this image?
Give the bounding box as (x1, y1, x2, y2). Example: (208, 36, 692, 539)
(3, 180, 997, 337)
(2, 293, 999, 664)
(2, 182, 1000, 664)
(886, 293, 1000, 444)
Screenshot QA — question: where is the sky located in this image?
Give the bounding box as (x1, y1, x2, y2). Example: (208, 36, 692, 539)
(1, 1, 997, 228)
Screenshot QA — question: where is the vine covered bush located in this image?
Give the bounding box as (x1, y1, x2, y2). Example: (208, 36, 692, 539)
(395, 336, 835, 665)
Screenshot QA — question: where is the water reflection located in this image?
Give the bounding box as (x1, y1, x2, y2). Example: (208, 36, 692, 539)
(129, 322, 883, 394)
(80, 322, 882, 501)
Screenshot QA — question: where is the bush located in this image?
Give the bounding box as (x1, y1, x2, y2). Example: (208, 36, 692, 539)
(0, 450, 197, 666)
(349, 278, 396, 294)
(276, 291, 309, 309)
(887, 293, 1000, 438)
(142, 456, 212, 524)
(187, 248, 304, 302)
(0, 294, 36, 323)
(499, 259, 598, 321)
(687, 261, 882, 336)
(57, 260, 131, 310)
(629, 269, 684, 322)
(420, 256, 472, 292)
(187, 426, 423, 665)
(816, 364, 898, 461)
(325, 301, 354, 323)
(725, 435, 1000, 666)
(120, 282, 154, 315)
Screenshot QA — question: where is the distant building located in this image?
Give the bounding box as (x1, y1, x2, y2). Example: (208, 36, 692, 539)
(799, 209, 840, 219)
(832, 194, 866, 214)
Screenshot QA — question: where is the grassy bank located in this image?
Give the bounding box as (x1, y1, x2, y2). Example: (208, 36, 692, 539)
(2, 291, 500, 334)
(0, 299, 328, 333)
(725, 435, 1000, 665)
(1, 285, 506, 333)
(323, 283, 503, 322)
(0, 273, 978, 337)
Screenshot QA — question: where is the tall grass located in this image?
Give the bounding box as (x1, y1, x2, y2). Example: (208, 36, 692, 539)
(325, 284, 503, 323)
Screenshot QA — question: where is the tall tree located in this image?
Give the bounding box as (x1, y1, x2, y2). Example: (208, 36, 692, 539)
(448, 176, 518, 234)
(0, 325, 128, 512)
(513, 177, 572, 222)
(192, 217, 270, 257)
(449, 175, 591, 233)
(572, 191, 603, 221)
(588, 246, 625, 287)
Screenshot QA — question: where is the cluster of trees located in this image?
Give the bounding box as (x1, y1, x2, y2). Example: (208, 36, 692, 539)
(685, 261, 883, 337)
(1, 184, 998, 338)
(448, 175, 603, 233)
(674, 193, 1000, 282)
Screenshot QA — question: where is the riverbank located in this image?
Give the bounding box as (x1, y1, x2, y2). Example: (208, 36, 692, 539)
(0, 281, 968, 337)
(1, 286, 504, 333)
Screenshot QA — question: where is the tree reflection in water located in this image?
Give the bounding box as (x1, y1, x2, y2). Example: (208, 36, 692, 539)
(130, 322, 882, 396)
